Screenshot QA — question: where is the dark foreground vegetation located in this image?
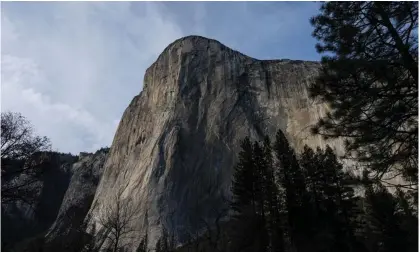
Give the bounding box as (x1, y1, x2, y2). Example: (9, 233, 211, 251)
(226, 132, 417, 251)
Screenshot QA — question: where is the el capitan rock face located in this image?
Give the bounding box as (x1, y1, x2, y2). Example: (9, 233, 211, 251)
(86, 35, 344, 250)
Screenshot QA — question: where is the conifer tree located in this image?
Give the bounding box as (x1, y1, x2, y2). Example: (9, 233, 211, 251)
(300, 145, 361, 251)
(251, 141, 269, 251)
(395, 188, 418, 251)
(231, 137, 255, 215)
(362, 182, 415, 251)
(273, 130, 311, 251)
(299, 146, 326, 250)
(230, 137, 263, 251)
(262, 136, 284, 251)
(322, 146, 359, 251)
(310, 1, 418, 187)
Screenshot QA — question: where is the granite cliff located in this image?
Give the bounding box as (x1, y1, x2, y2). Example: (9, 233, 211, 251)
(86, 35, 345, 250)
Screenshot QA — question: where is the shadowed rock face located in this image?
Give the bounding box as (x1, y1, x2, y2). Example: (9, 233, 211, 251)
(46, 149, 109, 241)
(1, 152, 77, 249)
(86, 35, 345, 250)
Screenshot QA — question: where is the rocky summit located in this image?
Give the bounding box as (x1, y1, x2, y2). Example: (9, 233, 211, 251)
(84, 35, 345, 251)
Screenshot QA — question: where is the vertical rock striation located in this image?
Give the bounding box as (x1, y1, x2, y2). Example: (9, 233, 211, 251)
(86, 35, 345, 250)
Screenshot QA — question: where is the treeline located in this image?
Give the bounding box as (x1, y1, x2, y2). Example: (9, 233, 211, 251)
(229, 130, 418, 252)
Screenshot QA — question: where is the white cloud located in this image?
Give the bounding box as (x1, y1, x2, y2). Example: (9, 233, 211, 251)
(1, 2, 183, 153)
(1, 54, 118, 153)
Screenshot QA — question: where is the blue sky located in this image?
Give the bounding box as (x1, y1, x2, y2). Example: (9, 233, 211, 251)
(1, 1, 322, 154)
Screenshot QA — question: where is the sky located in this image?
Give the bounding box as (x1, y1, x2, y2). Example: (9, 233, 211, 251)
(1, 1, 322, 154)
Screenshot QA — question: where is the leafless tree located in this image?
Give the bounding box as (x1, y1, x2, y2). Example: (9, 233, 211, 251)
(98, 185, 141, 251)
(200, 207, 229, 251)
(1, 111, 51, 205)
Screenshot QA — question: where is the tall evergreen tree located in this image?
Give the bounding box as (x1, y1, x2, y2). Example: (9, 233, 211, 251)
(300, 145, 361, 251)
(310, 1, 418, 187)
(395, 188, 418, 251)
(251, 141, 269, 251)
(299, 146, 327, 250)
(261, 136, 284, 251)
(362, 181, 416, 251)
(228, 132, 416, 252)
(273, 130, 311, 251)
(322, 146, 360, 251)
(231, 137, 255, 215)
(230, 137, 264, 251)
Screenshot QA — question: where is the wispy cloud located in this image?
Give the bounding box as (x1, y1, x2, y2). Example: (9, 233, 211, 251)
(1, 2, 320, 153)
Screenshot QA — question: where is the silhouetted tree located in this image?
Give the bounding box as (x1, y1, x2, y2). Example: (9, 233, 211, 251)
(231, 137, 255, 214)
(228, 131, 416, 252)
(230, 137, 270, 251)
(252, 141, 269, 251)
(395, 187, 418, 251)
(273, 130, 311, 251)
(230, 137, 255, 251)
(310, 1, 418, 188)
(1, 111, 51, 205)
(261, 136, 284, 251)
(361, 179, 417, 251)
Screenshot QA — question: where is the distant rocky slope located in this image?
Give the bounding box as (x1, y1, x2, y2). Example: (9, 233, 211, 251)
(45, 148, 109, 241)
(1, 149, 109, 251)
(1, 152, 77, 249)
(85, 35, 346, 251)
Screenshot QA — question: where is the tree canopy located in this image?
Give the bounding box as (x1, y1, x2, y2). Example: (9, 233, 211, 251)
(309, 1, 418, 187)
(1, 111, 51, 205)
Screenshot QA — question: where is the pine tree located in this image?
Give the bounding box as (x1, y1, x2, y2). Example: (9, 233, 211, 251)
(300, 145, 361, 251)
(299, 146, 329, 250)
(362, 182, 415, 251)
(230, 137, 263, 251)
(322, 146, 359, 251)
(273, 130, 311, 251)
(261, 136, 284, 251)
(230, 136, 286, 251)
(251, 141, 269, 251)
(395, 188, 418, 251)
(231, 137, 255, 215)
(310, 1, 418, 188)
